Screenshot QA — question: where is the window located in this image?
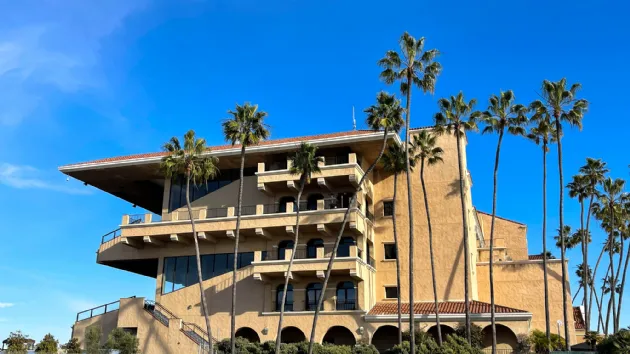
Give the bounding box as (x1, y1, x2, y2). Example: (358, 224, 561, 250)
(337, 237, 355, 257)
(278, 240, 294, 260)
(276, 284, 293, 311)
(306, 283, 323, 311)
(306, 239, 324, 259)
(383, 201, 394, 217)
(385, 287, 398, 299)
(336, 282, 356, 310)
(162, 252, 254, 294)
(384, 244, 397, 260)
(122, 328, 138, 336)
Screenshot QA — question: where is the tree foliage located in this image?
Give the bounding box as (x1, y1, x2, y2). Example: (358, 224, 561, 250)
(62, 337, 82, 353)
(454, 323, 483, 349)
(84, 325, 102, 354)
(598, 328, 630, 353)
(35, 333, 58, 353)
(5, 330, 30, 354)
(527, 329, 566, 352)
(104, 328, 140, 354)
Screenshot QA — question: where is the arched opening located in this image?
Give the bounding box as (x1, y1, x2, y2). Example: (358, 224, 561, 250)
(306, 238, 324, 259)
(323, 326, 356, 346)
(281, 326, 305, 344)
(426, 325, 455, 342)
(337, 237, 356, 257)
(307, 193, 324, 211)
(235, 327, 260, 343)
(278, 196, 296, 213)
(481, 324, 519, 350)
(306, 283, 323, 311)
(278, 240, 294, 260)
(371, 325, 399, 353)
(275, 284, 293, 311)
(336, 281, 356, 310)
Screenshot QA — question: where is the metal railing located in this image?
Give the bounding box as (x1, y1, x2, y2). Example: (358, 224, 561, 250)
(76, 299, 124, 322)
(128, 214, 145, 224)
(263, 203, 281, 214)
(240, 205, 257, 216)
(206, 207, 228, 219)
(305, 301, 322, 311)
(335, 300, 356, 310)
(143, 300, 175, 327)
(324, 155, 349, 166)
(101, 228, 121, 244)
(181, 322, 210, 348)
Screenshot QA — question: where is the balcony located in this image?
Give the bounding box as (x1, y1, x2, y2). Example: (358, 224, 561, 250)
(256, 152, 373, 197)
(251, 244, 373, 282)
(99, 199, 373, 254)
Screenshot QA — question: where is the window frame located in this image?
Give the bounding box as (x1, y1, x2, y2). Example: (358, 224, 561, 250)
(384, 286, 399, 299)
(383, 200, 394, 217)
(383, 243, 397, 260)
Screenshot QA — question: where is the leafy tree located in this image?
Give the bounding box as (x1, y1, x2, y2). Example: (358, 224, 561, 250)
(480, 89, 527, 352)
(527, 115, 557, 341)
(35, 333, 58, 353)
(530, 78, 588, 347)
(378, 32, 441, 354)
(5, 331, 30, 354)
(104, 328, 139, 354)
(85, 325, 102, 354)
(275, 142, 322, 352)
(597, 328, 630, 354)
(434, 92, 480, 343)
(584, 331, 602, 350)
(307, 91, 403, 354)
(454, 323, 483, 349)
(223, 102, 270, 354)
(351, 343, 379, 354)
(381, 143, 412, 344)
(161, 130, 219, 351)
(411, 130, 444, 344)
(528, 329, 566, 352)
(62, 337, 81, 353)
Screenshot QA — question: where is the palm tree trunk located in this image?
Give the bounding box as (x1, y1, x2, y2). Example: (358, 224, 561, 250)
(606, 203, 615, 335)
(421, 158, 442, 345)
(573, 284, 583, 303)
(186, 174, 213, 354)
(584, 194, 595, 331)
(579, 198, 587, 334)
(230, 145, 246, 354)
(542, 144, 551, 343)
(404, 74, 417, 354)
(275, 175, 307, 353)
(307, 128, 389, 354)
(392, 172, 403, 345)
(605, 263, 613, 336)
(615, 238, 630, 331)
(589, 239, 609, 330)
(592, 280, 605, 332)
(455, 126, 472, 344)
(554, 118, 570, 349)
(488, 129, 503, 354)
(612, 234, 623, 332)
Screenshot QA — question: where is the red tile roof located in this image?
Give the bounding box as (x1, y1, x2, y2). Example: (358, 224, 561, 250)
(528, 254, 544, 260)
(367, 301, 527, 316)
(60, 130, 381, 169)
(574, 306, 585, 330)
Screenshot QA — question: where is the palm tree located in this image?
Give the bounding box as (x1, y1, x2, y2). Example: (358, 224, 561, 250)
(381, 143, 411, 345)
(480, 90, 527, 353)
(410, 130, 444, 344)
(568, 174, 590, 329)
(275, 142, 322, 353)
(160, 130, 219, 353)
(434, 92, 480, 343)
(222, 103, 270, 353)
(307, 92, 403, 354)
(615, 203, 630, 331)
(378, 33, 441, 353)
(579, 158, 608, 330)
(527, 117, 557, 342)
(531, 78, 588, 347)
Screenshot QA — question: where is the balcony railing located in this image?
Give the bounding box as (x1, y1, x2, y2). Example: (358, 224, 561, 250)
(76, 298, 128, 322)
(143, 300, 176, 327)
(324, 155, 349, 165)
(101, 228, 121, 243)
(275, 303, 293, 312)
(240, 205, 257, 216)
(206, 208, 228, 218)
(336, 300, 356, 310)
(305, 302, 323, 311)
(260, 245, 366, 262)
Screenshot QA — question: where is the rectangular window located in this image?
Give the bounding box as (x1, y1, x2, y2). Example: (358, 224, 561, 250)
(385, 286, 398, 299)
(214, 254, 228, 276)
(201, 255, 214, 280)
(383, 201, 394, 217)
(238, 252, 254, 268)
(384, 244, 397, 260)
(162, 257, 176, 294)
(186, 256, 198, 287)
(174, 256, 188, 291)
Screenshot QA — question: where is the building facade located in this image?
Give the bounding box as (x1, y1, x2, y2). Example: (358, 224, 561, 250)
(61, 129, 576, 353)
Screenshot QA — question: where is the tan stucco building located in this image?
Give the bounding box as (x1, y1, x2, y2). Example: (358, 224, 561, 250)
(60, 129, 576, 353)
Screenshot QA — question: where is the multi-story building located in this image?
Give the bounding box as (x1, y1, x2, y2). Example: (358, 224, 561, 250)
(60, 129, 576, 353)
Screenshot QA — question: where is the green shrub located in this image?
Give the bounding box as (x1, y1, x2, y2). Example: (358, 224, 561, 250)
(453, 323, 483, 349)
(384, 341, 410, 354)
(35, 333, 59, 353)
(320, 343, 351, 354)
(84, 326, 102, 354)
(527, 329, 565, 352)
(598, 328, 630, 354)
(352, 343, 379, 354)
(104, 328, 139, 354)
(62, 337, 82, 354)
(440, 334, 483, 354)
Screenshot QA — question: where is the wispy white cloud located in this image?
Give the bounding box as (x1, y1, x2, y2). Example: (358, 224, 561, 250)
(0, 163, 91, 195)
(0, 0, 148, 125)
(0, 302, 15, 308)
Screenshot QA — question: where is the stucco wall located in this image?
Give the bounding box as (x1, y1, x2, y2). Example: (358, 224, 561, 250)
(477, 212, 528, 261)
(72, 310, 119, 349)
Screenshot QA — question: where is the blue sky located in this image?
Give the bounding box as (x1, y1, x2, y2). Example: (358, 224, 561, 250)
(1, 0, 628, 344)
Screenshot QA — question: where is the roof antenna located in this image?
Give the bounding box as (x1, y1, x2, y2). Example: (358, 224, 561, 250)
(352, 106, 356, 130)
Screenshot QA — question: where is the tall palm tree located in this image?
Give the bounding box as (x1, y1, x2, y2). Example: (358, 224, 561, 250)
(160, 130, 219, 353)
(381, 143, 411, 345)
(527, 117, 557, 342)
(378, 33, 440, 353)
(434, 92, 480, 343)
(275, 142, 322, 353)
(531, 78, 588, 347)
(222, 103, 270, 353)
(411, 130, 444, 345)
(307, 92, 403, 354)
(615, 203, 630, 331)
(480, 90, 527, 353)
(579, 158, 608, 330)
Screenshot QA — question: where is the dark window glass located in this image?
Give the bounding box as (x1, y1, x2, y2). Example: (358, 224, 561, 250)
(383, 201, 394, 217)
(276, 284, 293, 311)
(227, 253, 235, 272)
(278, 240, 294, 260)
(186, 256, 198, 286)
(385, 287, 398, 299)
(336, 282, 356, 310)
(174, 257, 188, 291)
(306, 239, 324, 259)
(201, 255, 214, 280)
(384, 244, 397, 260)
(214, 254, 228, 276)
(239, 252, 254, 268)
(337, 237, 355, 257)
(306, 283, 323, 311)
(162, 257, 176, 294)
